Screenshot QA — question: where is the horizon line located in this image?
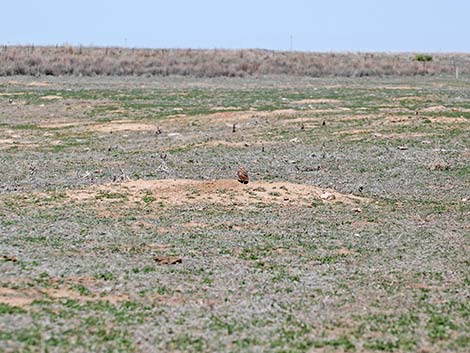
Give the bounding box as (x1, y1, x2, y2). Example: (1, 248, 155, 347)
(1, 44, 469, 55)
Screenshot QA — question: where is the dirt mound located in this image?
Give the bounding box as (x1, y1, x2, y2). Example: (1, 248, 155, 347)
(68, 178, 367, 208)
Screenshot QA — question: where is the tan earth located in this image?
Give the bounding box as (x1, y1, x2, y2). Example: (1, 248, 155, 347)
(0, 281, 128, 308)
(40, 95, 63, 100)
(421, 105, 447, 112)
(91, 121, 160, 133)
(67, 178, 368, 208)
(292, 98, 340, 104)
(6, 80, 51, 87)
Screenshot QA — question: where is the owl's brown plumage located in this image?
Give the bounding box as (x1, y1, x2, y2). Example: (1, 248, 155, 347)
(237, 167, 249, 184)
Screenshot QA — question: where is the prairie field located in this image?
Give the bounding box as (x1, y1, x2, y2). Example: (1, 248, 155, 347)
(0, 74, 469, 352)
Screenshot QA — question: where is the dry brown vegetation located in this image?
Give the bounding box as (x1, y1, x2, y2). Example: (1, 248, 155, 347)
(1, 45, 469, 77)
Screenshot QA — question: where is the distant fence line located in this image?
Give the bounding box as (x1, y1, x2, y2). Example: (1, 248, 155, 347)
(0, 46, 468, 77)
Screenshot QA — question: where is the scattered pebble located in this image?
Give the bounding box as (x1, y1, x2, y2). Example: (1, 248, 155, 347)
(320, 192, 336, 201)
(2, 255, 17, 262)
(155, 256, 182, 265)
(168, 133, 182, 138)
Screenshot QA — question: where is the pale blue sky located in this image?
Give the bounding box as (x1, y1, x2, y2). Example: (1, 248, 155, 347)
(2, 1, 469, 52)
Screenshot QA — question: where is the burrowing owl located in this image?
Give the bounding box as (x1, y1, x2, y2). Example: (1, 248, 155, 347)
(237, 167, 249, 184)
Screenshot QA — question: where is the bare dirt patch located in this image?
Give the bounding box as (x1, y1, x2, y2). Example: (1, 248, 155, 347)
(182, 221, 210, 229)
(91, 121, 160, 133)
(0, 280, 128, 308)
(382, 115, 414, 124)
(421, 105, 447, 113)
(38, 121, 84, 129)
(427, 116, 468, 124)
(210, 106, 242, 111)
(0, 138, 38, 150)
(333, 129, 374, 136)
(292, 98, 340, 104)
(375, 85, 417, 90)
(373, 132, 437, 140)
(40, 95, 63, 100)
(392, 95, 429, 101)
(67, 178, 368, 209)
(6, 81, 51, 87)
(0, 92, 27, 96)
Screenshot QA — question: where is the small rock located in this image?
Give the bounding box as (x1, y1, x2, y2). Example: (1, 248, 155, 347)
(302, 166, 321, 172)
(397, 146, 408, 150)
(351, 208, 362, 213)
(168, 133, 182, 138)
(2, 255, 17, 262)
(320, 192, 336, 201)
(155, 256, 182, 265)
